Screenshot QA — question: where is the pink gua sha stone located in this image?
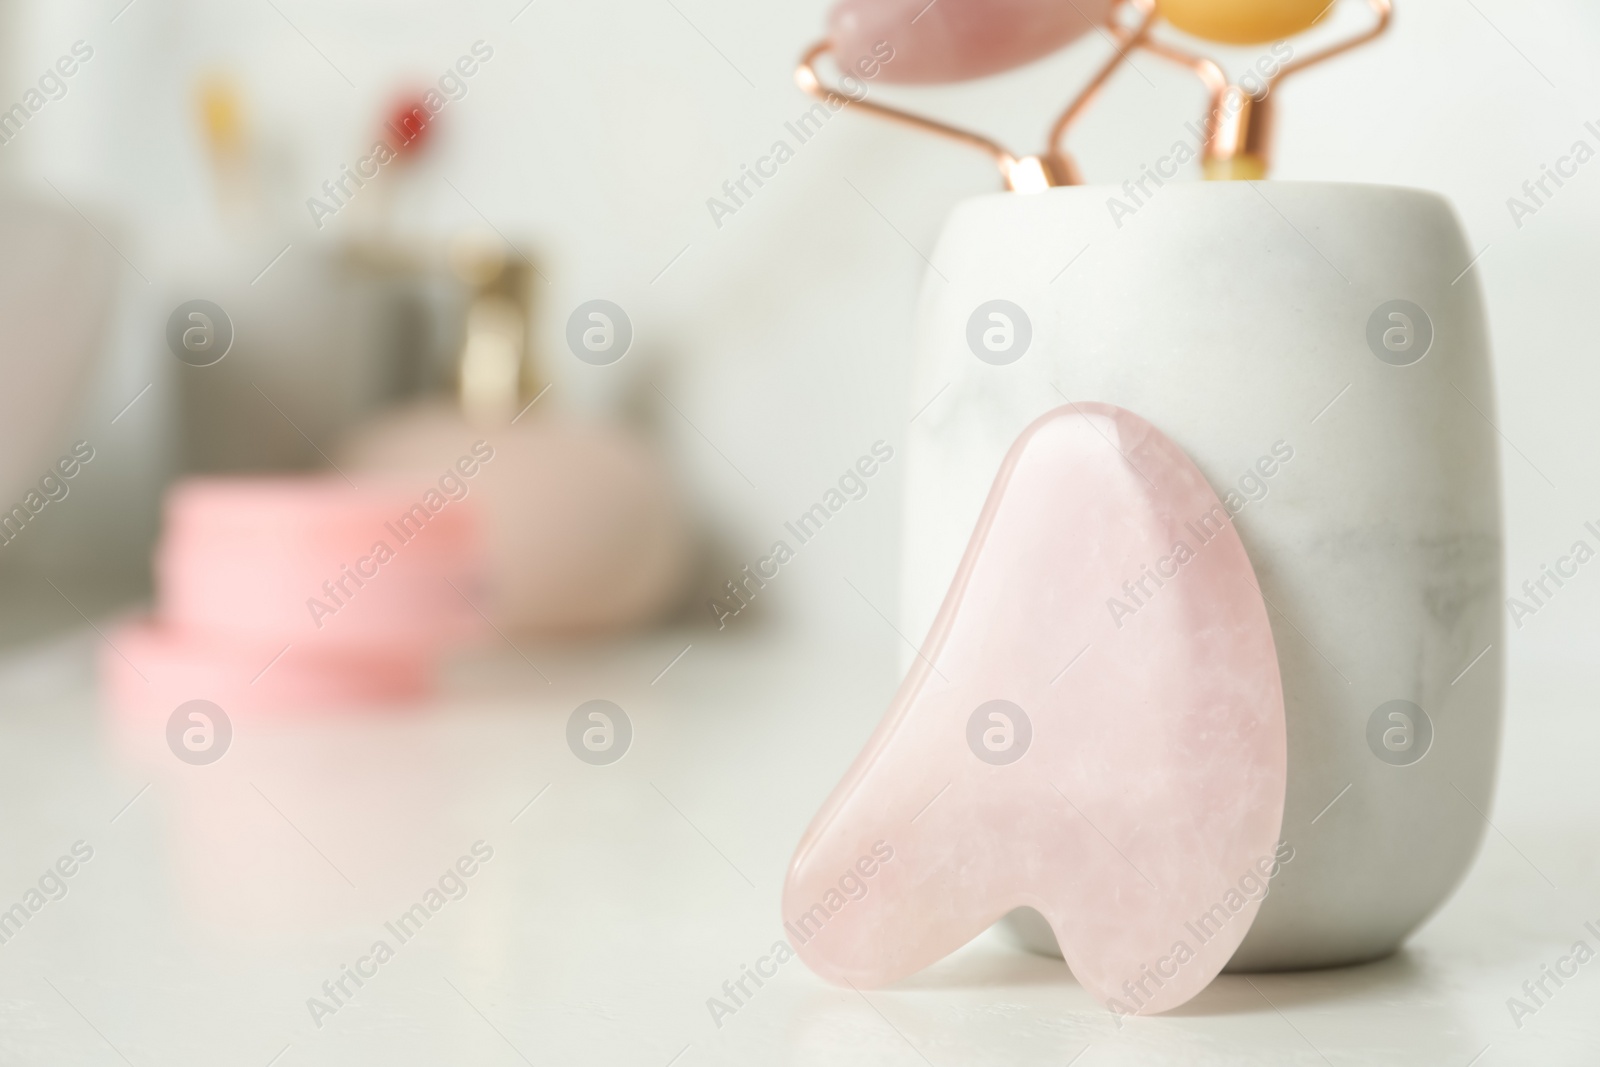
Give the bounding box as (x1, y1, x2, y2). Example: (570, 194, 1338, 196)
(828, 0, 1116, 84)
(782, 403, 1286, 1014)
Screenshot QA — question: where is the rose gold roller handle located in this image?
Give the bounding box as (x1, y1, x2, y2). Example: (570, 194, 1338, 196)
(795, 0, 1157, 192)
(1142, 0, 1392, 180)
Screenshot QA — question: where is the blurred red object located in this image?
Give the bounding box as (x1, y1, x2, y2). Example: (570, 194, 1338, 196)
(387, 95, 432, 158)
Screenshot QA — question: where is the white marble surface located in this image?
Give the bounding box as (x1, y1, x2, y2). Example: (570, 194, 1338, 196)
(0, 617, 1594, 1066)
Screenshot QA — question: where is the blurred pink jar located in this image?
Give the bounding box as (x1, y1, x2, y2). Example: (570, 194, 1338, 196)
(342, 405, 693, 635)
(101, 475, 484, 716)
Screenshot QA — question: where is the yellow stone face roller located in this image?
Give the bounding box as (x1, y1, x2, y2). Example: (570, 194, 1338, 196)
(1161, 0, 1334, 44)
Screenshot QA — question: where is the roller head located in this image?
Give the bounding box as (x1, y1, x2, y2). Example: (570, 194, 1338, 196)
(1155, 0, 1330, 44)
(827, 0, 1116, 84)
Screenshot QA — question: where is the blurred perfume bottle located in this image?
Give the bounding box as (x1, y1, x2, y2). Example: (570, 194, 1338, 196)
(340, 242, 693, 634)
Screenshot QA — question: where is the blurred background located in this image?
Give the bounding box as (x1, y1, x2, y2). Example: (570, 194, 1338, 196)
(0, 0, 1596, 671)
(1, 0, 1598, 1062)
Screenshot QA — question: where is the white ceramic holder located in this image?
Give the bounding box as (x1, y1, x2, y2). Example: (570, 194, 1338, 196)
(902, 181, 1502, 970)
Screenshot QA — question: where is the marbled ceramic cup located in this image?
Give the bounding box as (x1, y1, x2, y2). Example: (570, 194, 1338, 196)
(901, 182, 1503, 969)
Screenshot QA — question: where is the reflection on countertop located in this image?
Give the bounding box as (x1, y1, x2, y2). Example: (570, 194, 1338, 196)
(0, 618, 1594, 1065)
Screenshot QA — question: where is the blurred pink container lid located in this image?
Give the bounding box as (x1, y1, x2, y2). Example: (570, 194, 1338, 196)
(100, 622, 436, 716)
(102, 475, 486, 716)
(157, 475, 482, 649)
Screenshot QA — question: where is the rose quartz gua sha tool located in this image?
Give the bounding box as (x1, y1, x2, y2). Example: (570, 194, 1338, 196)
(783, 405, 1287, 1014)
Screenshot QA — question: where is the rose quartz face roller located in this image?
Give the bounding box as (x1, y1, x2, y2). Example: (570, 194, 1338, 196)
(826, 0, 1116, 84)
(802, 0, 1391, 186)
(782, 404, 1287, 1013)
(800, 0, 1154, 190)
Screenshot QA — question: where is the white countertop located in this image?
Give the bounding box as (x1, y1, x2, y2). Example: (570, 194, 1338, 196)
(0, 619, 1594, 1066)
